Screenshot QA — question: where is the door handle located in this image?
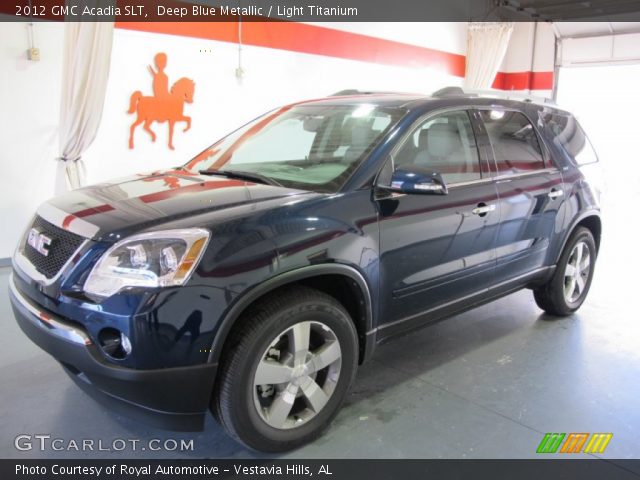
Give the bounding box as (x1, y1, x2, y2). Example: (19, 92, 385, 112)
(472, 203, 496, 216)
(548, 188, 564, 199)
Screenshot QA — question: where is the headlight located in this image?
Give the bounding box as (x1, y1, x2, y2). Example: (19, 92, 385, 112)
(84, 229, 210, 298)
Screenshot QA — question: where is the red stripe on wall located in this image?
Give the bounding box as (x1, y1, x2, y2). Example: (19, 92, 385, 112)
(492, 71, 553, 91)
(117, 22, 554, 90)
(115, 21, 467, 77)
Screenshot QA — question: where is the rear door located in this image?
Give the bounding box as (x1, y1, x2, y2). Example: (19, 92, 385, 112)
(476, 108, 565, 282)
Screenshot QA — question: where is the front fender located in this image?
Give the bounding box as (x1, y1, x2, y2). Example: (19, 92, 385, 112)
(206, 262, 376, 365)
(205, 190, 380, 365)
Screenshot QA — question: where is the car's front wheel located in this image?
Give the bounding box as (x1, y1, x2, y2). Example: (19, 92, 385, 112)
(212, 286, 358, 452)
(534, 227, 597, 316)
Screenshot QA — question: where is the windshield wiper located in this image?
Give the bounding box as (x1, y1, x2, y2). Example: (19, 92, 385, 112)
(199, 169, 282, 187)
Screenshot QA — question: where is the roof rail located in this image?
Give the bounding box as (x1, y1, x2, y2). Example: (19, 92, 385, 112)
(466, 88, 556, 105)
(432, 86, 470, 98)
(331, 89, 362, 96)
(431, 86, 555, 106)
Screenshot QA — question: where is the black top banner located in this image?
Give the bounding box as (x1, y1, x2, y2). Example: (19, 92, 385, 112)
(3, 0, 640, 22)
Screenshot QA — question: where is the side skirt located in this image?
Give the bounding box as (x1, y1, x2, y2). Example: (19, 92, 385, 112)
(373, 266, 554, 343)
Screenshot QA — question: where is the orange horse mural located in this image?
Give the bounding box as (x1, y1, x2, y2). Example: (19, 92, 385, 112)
(128, 53, 195, 150)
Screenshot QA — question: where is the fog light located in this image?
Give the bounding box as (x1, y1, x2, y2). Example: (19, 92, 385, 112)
(120, 332, 132, 355)
(98, 328, 132, 359)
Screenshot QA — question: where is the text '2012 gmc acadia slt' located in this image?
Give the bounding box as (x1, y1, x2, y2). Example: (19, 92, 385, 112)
(10, 88, 601, 452)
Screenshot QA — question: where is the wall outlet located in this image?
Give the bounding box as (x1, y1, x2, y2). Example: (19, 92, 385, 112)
(27, 48, 40, 61)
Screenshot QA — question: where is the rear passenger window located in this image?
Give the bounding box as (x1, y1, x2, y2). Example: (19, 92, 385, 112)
(394, 110, 482, 184)
(541, 113, 598, 166)
(480, 110, 545, 175)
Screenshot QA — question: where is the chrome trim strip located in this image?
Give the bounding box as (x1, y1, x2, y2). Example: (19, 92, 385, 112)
(9, 274, 91, 346)
(37, 203, 99, 239)
(491, 167, 560, 183)
(14, 239, 90, 286)
(429, 168, 561, 190)
(446, 178, 494, 189)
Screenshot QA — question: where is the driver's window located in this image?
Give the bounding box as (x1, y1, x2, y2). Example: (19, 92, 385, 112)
(394, 110, 482, 184)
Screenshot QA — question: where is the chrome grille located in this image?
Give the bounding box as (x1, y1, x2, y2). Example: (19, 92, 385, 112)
(22, 215, 85, 279)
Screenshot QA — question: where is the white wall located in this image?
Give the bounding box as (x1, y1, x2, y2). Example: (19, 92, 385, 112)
(85, 24, 466, 186)
(324, 22, 468, 55)
(0, 22, 64, 259)
(559, 33, 640, 66)
(497, 22, 555, 96)
(556, 64, 640, 277)
(557, 64, 640, 187)
(500, 22, 555, 73)
(0, 21, 467, 258)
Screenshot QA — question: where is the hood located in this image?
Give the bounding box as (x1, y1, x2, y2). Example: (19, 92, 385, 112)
(43, 170, 315, 241)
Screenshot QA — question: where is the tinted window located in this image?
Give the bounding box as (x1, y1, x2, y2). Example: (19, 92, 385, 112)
(394, 110, 482, 184)
(481, 110, 545, 174)
(541, 112, 598, 165)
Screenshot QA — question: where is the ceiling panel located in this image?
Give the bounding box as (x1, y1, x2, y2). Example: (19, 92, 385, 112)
(498, 1, 640, 21)
(554, 21, 640, 38)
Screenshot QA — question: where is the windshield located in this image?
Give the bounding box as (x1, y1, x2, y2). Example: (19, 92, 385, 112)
(184, 104, 406, 192)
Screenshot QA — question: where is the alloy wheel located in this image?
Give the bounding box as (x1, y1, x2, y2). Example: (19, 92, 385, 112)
(564, 240, 591, 303)
(252, 321, 342, 430)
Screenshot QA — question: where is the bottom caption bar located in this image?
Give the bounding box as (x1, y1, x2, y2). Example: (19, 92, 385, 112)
(3, 459, 640, 480)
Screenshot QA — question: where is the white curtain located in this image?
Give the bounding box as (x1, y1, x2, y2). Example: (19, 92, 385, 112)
(464, 22, 514, 90)
(56, 21, 114, 194)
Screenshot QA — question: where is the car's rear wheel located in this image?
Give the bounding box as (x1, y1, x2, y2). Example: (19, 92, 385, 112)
(534, 227, 597, 316)
(212, 286, 358, 452)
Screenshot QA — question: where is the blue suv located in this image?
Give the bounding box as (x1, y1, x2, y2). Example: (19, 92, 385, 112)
(10, 88, 601, 451)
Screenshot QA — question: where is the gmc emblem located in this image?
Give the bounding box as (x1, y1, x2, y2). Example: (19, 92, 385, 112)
(27, 228, 52, 256)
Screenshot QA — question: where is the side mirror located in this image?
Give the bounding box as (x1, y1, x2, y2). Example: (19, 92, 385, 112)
(379, 168, 448, 195)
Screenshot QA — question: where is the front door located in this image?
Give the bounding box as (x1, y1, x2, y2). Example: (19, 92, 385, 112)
(376, 109, 500, 334)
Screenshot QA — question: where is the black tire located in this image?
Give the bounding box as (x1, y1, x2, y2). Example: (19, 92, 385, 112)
(534, 227, 597, 316)
(212, 286, 359, 452)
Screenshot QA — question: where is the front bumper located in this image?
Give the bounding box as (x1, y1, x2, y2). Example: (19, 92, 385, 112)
(9, 275, 217, 431)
